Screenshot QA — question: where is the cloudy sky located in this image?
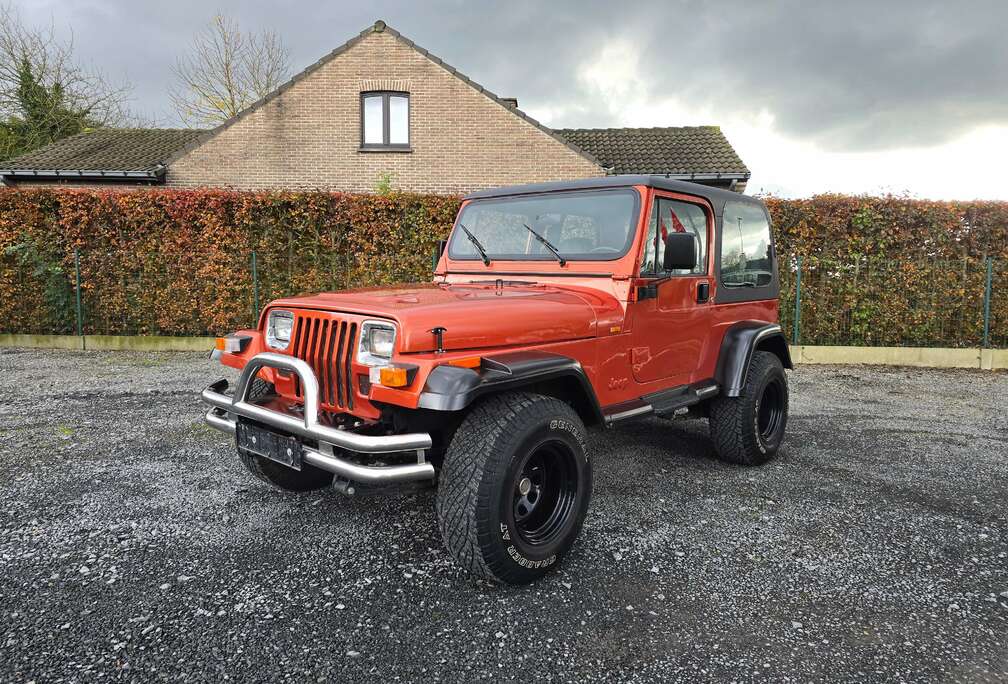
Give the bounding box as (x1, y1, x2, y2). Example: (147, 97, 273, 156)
(17, 0, 1008, 199)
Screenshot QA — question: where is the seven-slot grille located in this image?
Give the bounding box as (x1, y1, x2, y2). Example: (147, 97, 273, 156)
(288, 312, 358, 411)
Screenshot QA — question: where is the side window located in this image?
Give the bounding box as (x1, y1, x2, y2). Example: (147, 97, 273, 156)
(639, 198, 708, 275)
(721, 201, 773, 287)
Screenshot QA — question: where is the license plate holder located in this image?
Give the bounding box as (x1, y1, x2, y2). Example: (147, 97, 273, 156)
(236, 419, 303, 470)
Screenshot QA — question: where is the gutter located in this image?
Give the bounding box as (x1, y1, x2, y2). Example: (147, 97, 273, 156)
(0, 164, 166, 183)
(605, 170, 751, 182)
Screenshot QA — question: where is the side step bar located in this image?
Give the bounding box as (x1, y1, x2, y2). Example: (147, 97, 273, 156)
(602, 381, 719, 427)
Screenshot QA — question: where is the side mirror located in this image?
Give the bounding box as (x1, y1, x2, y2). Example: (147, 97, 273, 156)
(663, 233, 696, 271)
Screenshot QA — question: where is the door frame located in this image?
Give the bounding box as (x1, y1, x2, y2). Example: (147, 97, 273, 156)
(627, 189, 717, 385)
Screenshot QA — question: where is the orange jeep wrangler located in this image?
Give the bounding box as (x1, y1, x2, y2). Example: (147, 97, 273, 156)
(202, 176, 792, 584)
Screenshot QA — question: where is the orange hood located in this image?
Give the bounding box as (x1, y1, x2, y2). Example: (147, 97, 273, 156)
(267, 282, 618, 353)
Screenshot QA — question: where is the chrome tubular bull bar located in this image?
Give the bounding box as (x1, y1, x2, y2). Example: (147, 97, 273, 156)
(201, 352, 435, 484)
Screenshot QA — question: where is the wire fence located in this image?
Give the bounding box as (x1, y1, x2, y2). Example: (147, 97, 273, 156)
(1, 248, 1005, 348)
(779, 256, 1002, 348)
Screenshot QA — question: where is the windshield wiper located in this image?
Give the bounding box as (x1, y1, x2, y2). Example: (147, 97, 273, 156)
(459, 223, 491, 265)
(522, 223, 566, 266)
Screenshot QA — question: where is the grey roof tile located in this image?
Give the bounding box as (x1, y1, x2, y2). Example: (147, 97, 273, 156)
(1, 128, 204, 173)
(553, 126, 749, 178)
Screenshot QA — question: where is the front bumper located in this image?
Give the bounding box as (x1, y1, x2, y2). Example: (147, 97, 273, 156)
(201, 352, 435, 484)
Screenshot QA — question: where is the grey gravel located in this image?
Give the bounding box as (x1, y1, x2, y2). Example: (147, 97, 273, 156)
(0, 348, 1006, 682)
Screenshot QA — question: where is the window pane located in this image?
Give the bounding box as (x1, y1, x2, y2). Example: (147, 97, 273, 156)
(448, 189, 639, 261)
(721, 201, 773, 287)
(660, 200, 707, 274)
(389, 95, 409, 144)
(641, 199, 707, 274)
(641, 201, 659, 274)
(363, 95, 383, 145)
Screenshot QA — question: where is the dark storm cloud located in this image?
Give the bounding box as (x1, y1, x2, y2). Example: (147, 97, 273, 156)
(20, 0, 1008, 150)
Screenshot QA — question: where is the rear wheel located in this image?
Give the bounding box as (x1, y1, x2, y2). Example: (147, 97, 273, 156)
(236, 379, 334, 492)
(436, 392, 592, 584)
(708, 351, 788, 465)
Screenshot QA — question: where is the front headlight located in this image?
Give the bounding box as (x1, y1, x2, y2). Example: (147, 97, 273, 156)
(357, 320, 396, 366)
(266, 309, 294, 350)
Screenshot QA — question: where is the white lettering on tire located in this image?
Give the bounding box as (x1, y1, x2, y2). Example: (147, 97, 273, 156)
(753, 396, 766, 455)
(507, 545, 556, 569)
(754, 397, 767, 454)
(549, 419, 586, 451)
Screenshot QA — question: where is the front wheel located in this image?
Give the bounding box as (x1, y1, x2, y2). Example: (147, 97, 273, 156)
(708, 350, 789, 465)
(436, 392, 592, 584)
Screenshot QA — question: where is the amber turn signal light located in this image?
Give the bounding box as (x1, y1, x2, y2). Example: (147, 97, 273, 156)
(215, 336, 240, 353)
(378, 366, 409, 387)
(446, 356, 482, 369)
(214, 334, 251, 354)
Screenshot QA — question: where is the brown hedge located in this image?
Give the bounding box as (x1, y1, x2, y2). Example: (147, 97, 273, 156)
(0, 189, 459, 336)
(0, 188, 1005, 346)
(764, 195, 1008, 347)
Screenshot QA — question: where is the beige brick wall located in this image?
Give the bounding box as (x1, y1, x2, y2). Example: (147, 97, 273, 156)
(165, 29, 603, 194)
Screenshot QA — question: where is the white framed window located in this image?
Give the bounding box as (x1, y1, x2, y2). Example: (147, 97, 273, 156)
(360, 92, 410, 150)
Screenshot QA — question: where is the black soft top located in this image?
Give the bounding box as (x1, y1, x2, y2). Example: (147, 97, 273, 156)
(464, 175, 763, 209)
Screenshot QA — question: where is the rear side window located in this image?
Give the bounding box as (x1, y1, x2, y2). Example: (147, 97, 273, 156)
(639, 198, 708, 275)
(721, 201, 773, 287)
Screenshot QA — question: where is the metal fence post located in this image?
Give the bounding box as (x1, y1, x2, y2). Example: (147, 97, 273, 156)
(792, 255, 802, 346)
(251, 250, 260, 322)
(983, 257, 993, 348)
(73, 248, 84, 339)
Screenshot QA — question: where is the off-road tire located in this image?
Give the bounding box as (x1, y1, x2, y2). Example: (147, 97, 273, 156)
(708, 351, 788, 466)
(236, 379, 334, 492)
(436, 392, 592, 584)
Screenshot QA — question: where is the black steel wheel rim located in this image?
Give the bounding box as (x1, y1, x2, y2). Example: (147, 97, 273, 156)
(757, 378, 784, 440)
(511, 441, 579, 548)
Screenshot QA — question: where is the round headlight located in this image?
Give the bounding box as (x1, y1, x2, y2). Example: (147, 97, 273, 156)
(266, 310, 294, 350)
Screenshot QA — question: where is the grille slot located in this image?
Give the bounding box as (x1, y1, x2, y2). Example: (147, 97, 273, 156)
(288, 313, 358, 411)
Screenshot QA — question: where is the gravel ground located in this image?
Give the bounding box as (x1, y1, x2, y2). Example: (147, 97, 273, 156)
(0, 348, 1006, 683)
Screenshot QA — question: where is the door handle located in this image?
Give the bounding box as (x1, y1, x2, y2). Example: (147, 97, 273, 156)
(697, 281, 710, 303)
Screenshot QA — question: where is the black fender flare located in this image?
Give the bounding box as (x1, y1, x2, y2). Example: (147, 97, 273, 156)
(714, 321, 793, 397)
(417, 350, 604, 425)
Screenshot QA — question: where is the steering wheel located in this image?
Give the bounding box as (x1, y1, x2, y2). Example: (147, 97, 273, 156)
(590, 246, 620, 253)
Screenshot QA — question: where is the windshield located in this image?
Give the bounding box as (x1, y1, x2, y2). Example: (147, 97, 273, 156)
(448, 189, 640, 262)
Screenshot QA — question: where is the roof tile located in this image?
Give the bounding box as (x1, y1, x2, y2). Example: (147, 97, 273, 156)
(1, 128, 204, 172)
(553, 126, 749, 178)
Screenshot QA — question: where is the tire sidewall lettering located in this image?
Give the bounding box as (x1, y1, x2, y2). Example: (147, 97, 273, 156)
(753, 395, 767, 454)
(549, 418, 587, 452)
(506, 543, 557, 569)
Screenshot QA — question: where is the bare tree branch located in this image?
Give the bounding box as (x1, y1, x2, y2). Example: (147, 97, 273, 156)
(170, 15, 291, 127)
(0, 2, 135, 159)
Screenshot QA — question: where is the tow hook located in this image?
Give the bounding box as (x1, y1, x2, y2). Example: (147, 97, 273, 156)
(332, 477, 356, 497)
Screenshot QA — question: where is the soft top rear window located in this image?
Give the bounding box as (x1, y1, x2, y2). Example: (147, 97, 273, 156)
(448, 189, 640, 262)
(721, 200, 774, 288)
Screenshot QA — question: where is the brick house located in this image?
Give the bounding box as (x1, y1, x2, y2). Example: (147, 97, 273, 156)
(0, 21, 750, 194)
